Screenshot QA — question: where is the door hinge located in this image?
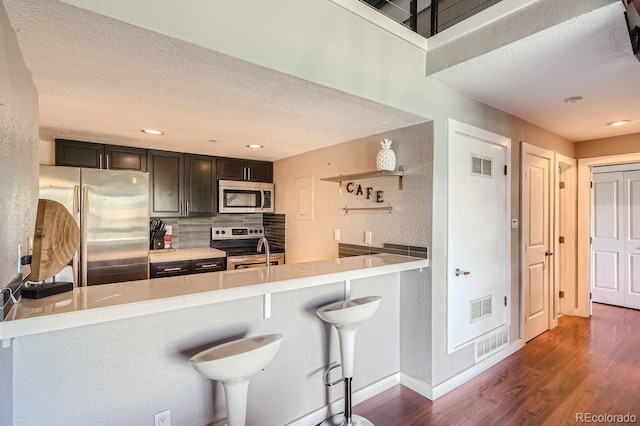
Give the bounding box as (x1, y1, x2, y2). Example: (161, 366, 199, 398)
(559, 181, 565, 189)
(590, 237, 593, 244)
(559, 291, 565, 298)
(559, 236, 565, 244)
(504, 296, 507, 306)
(590, 292, 593, 300)
(504, 165, 507, 176)
(590, 181, 593, 189)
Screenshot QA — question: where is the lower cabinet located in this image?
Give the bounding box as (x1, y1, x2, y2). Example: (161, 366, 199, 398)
(150, 257, 226, 278)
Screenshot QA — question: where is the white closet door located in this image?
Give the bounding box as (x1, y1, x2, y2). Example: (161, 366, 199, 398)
(591, 169, 640, 310)
(624, 171, 640, 309)
(592, 172, 624, 306)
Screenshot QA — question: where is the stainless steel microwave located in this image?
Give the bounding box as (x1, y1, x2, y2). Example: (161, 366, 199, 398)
(218, 180, 275, 213)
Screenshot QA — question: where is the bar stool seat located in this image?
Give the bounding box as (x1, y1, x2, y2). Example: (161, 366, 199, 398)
(190, 333, 283, 426)
(317, 296, 381, 426)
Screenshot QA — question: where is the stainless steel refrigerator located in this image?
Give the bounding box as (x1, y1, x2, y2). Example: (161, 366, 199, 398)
(39, 165, 149, 286)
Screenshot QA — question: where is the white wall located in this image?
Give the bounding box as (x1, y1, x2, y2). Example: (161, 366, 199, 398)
(0, 2, 38, 424)
(0, 0, 39, 288)
(275, 122, 432, 263)
(11, 274, 410, 425)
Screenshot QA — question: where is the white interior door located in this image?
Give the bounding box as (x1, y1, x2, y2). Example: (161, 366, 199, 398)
(522, 144, 552, 342)
(447, 120, 510, 353)
(592, 168, 640, 310)
(591, 171, 624, 306)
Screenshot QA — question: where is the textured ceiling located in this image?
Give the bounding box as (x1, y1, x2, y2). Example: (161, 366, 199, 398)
(4, 0, 426, 161)
(5, 0, 639, 157)
(431, 1, 640, 142)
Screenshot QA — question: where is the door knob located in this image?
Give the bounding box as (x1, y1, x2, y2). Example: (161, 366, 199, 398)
(455, 268, 470, 276)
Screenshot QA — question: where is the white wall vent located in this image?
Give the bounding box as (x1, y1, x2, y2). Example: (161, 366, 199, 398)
(471, 154, 493, 177)
(470, 295, 492, 322)
(475, 328, 509, 362)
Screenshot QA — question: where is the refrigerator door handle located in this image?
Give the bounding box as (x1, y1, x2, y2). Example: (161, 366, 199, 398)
(73, 185, 80, 217)
(81, 185, 89, 287)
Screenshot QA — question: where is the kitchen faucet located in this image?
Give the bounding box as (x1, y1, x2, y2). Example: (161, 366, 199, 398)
(257, 237, 270, 267)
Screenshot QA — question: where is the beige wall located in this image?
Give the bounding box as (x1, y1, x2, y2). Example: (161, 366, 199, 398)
(274, 122, 432, 264)
(575, 132, 640, 158)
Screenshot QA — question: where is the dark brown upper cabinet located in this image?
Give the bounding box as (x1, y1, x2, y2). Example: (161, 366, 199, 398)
(148, 150, 217, 218)
(185, 155, 217, 217)
(148, 150, 184, 218)
(55, 139, 147, 171)
(217, 157, 272, 183)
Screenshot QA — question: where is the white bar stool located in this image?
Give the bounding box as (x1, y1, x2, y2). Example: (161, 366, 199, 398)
(189, 333, 283, 426)
(316, 296, 382, 426)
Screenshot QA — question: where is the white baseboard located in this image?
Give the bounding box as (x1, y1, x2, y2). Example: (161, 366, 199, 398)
(401, 339, 525, 401)
(432, 339, 525, 400)
(287, 373, 400, 426)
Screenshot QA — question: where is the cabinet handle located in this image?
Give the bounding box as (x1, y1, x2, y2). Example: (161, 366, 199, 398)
(162, 267, 183, 272)
(247, 167, 251, 181)
(199, 263, 220, 268)
(99, 154, 103, 169)
(106, 154, 110, 169)
(180, 201, 183, 216)
(186, 201, 189, 216)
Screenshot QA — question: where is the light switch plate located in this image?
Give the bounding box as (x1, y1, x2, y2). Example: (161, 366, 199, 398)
(334, 229, 340, 241)
(365, 231, 372, 244)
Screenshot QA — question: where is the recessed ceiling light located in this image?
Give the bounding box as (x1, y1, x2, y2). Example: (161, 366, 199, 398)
(606, 120, 631, 127)
(141, 129, 164, 135)
(564, 96, 583, 104)
(208, 139, 219, 143)
(246, 144, 263, 149)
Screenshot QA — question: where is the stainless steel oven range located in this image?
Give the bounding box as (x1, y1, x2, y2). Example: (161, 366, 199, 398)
(210, 226, 285, 270)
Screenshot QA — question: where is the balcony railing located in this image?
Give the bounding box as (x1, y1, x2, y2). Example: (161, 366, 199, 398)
(359, 0, 503, 38)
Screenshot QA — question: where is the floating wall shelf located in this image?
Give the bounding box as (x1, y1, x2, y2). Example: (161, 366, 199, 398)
(320, 166, 404, 190)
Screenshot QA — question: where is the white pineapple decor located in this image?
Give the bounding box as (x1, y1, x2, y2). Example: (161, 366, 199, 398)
(376, 138, 396, 171)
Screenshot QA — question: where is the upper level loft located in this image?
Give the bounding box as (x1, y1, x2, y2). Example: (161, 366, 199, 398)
(359, 0, 503, 38)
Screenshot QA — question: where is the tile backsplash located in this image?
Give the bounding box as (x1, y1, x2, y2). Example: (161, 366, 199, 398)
(155, 214, 285, 250)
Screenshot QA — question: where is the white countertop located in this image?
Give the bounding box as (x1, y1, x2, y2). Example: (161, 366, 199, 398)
(1, 254, 428, 339)
(148, 247, 226, 263)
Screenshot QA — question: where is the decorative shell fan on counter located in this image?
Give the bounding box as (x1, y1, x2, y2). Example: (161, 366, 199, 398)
(29, 199, 79, 282)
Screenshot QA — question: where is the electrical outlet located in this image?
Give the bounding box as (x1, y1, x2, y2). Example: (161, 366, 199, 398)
(334, 229, 341, 241)
(364, 231, 372, 244)
(154, 410, 171, 426)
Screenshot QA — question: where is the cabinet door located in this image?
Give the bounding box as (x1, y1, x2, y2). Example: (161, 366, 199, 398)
(55, 139, 104, 168)
(185, 154, 216, 216)
(105, 145, 147, 171)
(217, 158, 245, 180)
(246, 160, 273, 182)
(148, 150, 184, 217)
(190, 257, 226, 274)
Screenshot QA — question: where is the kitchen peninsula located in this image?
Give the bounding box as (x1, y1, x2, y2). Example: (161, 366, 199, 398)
(2, 254, 428, 426)
(2, 254, 426, 338)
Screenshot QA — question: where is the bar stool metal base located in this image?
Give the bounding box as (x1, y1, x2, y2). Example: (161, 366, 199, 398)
(319, 414, 374, 426)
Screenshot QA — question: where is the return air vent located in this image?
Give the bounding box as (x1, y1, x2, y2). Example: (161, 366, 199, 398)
(471, 155, 492, 177)
(475, 328, 509, 362)
(470, 295, 492, 322)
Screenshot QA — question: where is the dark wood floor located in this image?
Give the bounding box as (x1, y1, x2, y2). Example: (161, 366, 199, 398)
(354, 303, 640, 425)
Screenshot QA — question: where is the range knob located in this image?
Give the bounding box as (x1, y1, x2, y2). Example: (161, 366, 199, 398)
(259, 229, 263, 233)
(221, 230, 226, 234)
(215, 230, 220, 235)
